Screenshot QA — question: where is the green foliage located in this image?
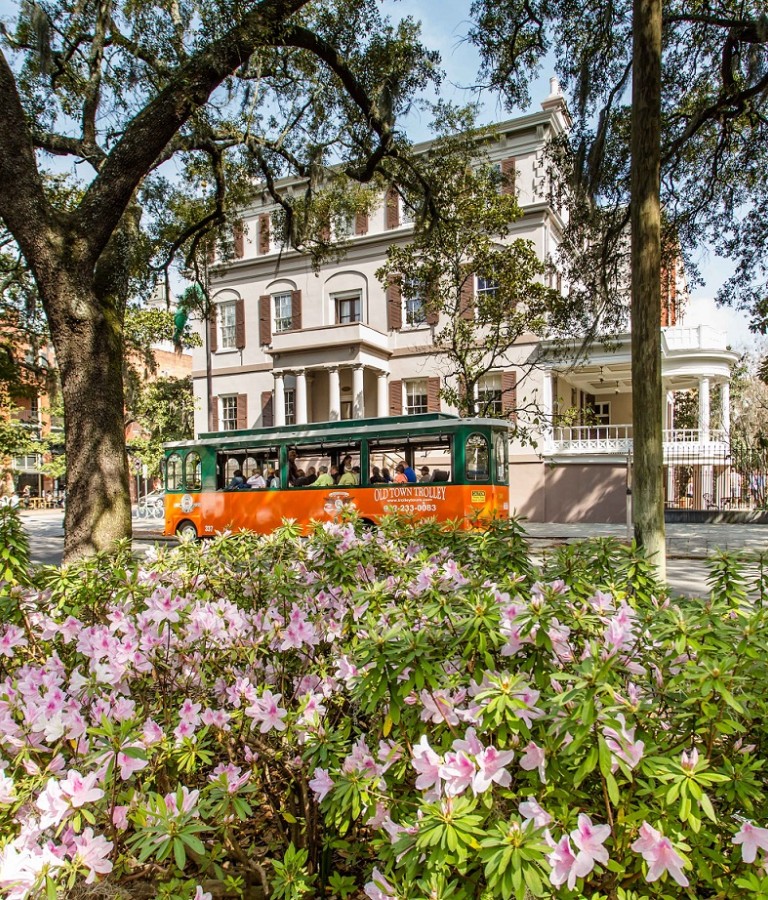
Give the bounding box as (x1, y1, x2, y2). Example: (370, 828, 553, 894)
(0, 506, 30, 585)
(6, 515, 768, 899)
(129, 375, 195, 475)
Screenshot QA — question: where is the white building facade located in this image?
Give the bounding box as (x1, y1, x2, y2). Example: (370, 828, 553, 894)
(191, 82, 739, 523)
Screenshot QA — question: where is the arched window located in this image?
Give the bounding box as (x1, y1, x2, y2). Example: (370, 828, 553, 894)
(225, 458, 241, 483)
(465, 434, 489, 482)
(166, 453, 183, 491)
(185, 452, 202, 492)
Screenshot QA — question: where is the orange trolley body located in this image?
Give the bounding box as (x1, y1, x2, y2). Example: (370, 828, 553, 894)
(163, 413, 511, 539)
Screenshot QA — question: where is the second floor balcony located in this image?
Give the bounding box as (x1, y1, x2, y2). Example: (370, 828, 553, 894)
(546, 425, 730, 460)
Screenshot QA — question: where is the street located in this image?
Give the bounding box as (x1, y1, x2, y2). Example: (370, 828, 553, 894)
(18, 508, 766, 599)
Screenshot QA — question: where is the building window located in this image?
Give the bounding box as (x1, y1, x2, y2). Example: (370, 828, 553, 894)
(335, 292, 362, 324)
(274, 293, 293, 332)
(478, 373, 503, 416)
(476, 276, 498, 301)
(218, 300, 237, 349)
(405, 379, 428, 415)
(403, 280, 426, 327)
(590, 402, 610, 425)
(336, 215, 354, 239)
(221, 395, 239, 431)
(401, 200, 415, 225)
(284, 389, 296, 425)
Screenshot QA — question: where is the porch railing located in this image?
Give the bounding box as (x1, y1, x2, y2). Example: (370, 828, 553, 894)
(548, 425, 729, 456)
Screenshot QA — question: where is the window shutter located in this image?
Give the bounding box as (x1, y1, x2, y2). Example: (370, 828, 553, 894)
(259, 295, 271, 345)
(233, 223, 244, 259)
(354, 212, 368, 235)
(211, 397, 219, 431)
(236, 394, 248, 430)
(459, 271, 475, 321)
(291, 290, 302, 331)
(385, 187, 399, 229)
(261, 391, 274, 428)
(208, 304, 218, 353)
(501, 157, 516, 195)
(320, 218, 331, 242)
(502, 372, 517, 419)
(427, 377, 441, 412)
(235, 297, 246, 350)
(389, 380, 403, 416)
(426, 280, 440, 326)
(258, 214, 270, 255)
(387, 278, 402, 330)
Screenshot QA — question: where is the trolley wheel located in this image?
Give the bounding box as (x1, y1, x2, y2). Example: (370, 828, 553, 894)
(175, 520, 198, 540)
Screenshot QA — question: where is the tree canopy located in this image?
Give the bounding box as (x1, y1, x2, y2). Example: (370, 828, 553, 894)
(0, 0, 441, 558)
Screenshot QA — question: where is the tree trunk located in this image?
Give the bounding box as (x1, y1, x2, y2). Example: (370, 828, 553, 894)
(630, 0, 665, 578)
(44, 275, 131, 561)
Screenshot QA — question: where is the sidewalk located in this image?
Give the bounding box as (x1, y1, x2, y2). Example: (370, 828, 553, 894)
(522, 521, 768, 559)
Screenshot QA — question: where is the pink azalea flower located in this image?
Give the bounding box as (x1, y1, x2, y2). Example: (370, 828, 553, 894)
(452, 727, 484, 757)
(60, 769, 104, 808)
(473, 745, 515, 794)
(681, 747, 699, 773)
(603, 715, 644, 771)
(245, 690, 288, 733)
(0, 625, 27, 657)
(571, 813, 611, 878)
(117, 746, 148, 781)
(309, 768, 335, 802)
(112, 805, 129, 830)
(548, 834, 579, 889)
(364, 867, 397, 900)
(519, 797, 552, 828)
(193, 888, 212, 900)
(411, 735, 442, 799)
(519, 741, 547, 783)
(631, 822, 689, 887)
(36, 778, 69, 829)
(733, 821, 768, 864)
(441, 751, 476, 797)
(73, 828, 113, 883)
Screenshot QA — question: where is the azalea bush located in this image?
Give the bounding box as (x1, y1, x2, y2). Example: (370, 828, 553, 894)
(1, 510, 768, 899)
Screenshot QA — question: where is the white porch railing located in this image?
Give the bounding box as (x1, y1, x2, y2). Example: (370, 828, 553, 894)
(548, 425, 729, 456)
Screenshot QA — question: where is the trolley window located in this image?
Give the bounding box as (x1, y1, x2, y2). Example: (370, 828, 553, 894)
(465, 433, 489, 482)
(494, 434, 508, 484)
(185, 452, 202, 491)
(166, 452, 183, 491)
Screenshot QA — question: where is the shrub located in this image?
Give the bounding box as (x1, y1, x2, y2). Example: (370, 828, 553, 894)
(0, 514, 767, 899)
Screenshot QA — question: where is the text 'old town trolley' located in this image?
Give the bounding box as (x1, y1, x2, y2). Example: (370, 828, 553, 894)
(162, 413, 510, 539)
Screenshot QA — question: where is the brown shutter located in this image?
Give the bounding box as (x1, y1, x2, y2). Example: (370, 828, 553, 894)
(211, 397, 219, 431)
(258, 214, 270, 255)
(261, 391, 274, 428)
(426, 280, 440, 326)
(291, 290, 302, 331)
(387, 278, 402, 330)
(502, 371, 517, 420)
(320, 218, 331, 242)
(235, 297, 246, 350)
(501, 157, 516, 195)
(427, 377, 441, 412)
(355, 212, 368, 235)
(389, 380, 403, 416)
(259, 295, 271, 345)
(233, 223, 244, 259)
(385, 187, 399, 229)
(236, 394, 248, 430)
(459, 271, 475, 320)
(208, 304, 218, 353)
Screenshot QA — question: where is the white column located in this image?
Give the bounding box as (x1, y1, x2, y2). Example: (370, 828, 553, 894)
(542, 370, 554, 449)
(353, 365, 365, 419)
(296, 368, 308, 425)
(274, 372, 286, 427)
(698, 376, 710, 441)
(377, 371, 389, 418)
(721, 381, 730, 441)
(328, 366, 341, 422)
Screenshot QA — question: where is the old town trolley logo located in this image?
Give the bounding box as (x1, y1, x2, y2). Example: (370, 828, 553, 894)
(373, 484, 448, 515)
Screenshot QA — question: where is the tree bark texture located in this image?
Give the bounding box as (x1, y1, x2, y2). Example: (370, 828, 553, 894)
(630, 0, 666, 578)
